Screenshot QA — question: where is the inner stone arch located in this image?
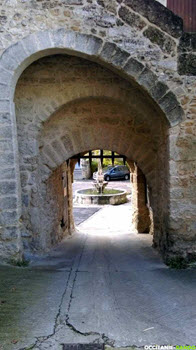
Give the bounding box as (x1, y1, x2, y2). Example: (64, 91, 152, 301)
(15, 53, 169, 255)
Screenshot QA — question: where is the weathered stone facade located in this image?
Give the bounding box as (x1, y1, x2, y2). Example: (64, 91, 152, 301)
(0, 0, 195, 263)
(128, 161, 151, 234)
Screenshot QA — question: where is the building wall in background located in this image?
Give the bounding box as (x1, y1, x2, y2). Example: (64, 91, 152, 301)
(167, 0, 196, 32)
(157, 0, 196, 32)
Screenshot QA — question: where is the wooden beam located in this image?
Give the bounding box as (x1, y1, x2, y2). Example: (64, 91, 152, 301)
(100, 150, 103, 165)
(71, 155, 125, 159)
(112, 151, 115, 166)
(89, 150, 92, 167)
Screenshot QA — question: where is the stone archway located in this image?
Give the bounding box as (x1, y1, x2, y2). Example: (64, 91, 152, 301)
(14, 53, 169, 255)
(0, 29, 185, 261)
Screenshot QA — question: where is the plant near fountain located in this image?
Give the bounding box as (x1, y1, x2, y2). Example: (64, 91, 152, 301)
(75, 161, 127, 205)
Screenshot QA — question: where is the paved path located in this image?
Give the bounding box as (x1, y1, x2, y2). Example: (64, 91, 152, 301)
(0, 204, 196, 350)
(73, 207, 101, 226)
(77, 202, 133, 235)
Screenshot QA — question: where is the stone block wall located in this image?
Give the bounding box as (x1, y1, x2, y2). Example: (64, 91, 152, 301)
(128, 161, 152, 234)
(21, 163, 69, 251)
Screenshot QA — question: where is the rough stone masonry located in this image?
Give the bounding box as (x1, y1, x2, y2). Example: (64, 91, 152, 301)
(0, 0, 195, 263)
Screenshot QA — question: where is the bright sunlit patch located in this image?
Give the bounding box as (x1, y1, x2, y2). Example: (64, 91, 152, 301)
(77, 205, 136, 237)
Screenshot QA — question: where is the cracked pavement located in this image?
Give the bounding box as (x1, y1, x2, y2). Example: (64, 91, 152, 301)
(0, 204, 196, 350)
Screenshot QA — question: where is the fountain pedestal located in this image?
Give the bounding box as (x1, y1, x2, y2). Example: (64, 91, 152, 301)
(93, 174, 108, 194)
(93, 161, 108, 194)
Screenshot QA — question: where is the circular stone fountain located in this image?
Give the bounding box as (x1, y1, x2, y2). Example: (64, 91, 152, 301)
(75, 188, 127, 205)
(75, 160, 127, 205)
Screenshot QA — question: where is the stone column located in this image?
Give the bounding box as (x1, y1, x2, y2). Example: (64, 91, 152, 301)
(128, 161, 151, 233)
(0, 101, 23, 262)
(167, 118, 196, 261)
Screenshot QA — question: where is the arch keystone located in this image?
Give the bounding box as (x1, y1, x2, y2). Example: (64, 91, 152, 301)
(149, 81, 169, 102)
(100, 42, 130, 68)
(22, 34, 40, 56)
(36, 31, 53, 51)
(71, 33, 103, 56)
(124, 57, 145, 79)
(137, 68, 158, 91)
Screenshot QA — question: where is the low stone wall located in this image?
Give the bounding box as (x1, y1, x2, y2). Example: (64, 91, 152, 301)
(75, 189, 127, 205)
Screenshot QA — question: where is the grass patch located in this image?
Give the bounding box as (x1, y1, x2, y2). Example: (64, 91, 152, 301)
(189, 261, 196, 269)
(10, 258, 29, 267)
(23, 345, 35, 350)
(166, 256, 188, 269)
(113, 198, 127, 205)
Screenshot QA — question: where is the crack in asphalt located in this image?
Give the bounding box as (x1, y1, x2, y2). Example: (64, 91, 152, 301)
(65, 318, 100, 337)
(64, 236, 116, 347)
(20, 234, 116, 349)
(65, 318, 115, 347)
(21, 235, 87, 350)
(20, 265, 73, 350)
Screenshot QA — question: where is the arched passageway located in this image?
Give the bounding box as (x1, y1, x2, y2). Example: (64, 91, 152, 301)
(14, 53, 169, 256)
(0, 2, 195, 347)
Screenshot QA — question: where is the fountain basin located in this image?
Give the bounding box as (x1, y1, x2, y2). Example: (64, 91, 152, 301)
(75, 188, 127, 205)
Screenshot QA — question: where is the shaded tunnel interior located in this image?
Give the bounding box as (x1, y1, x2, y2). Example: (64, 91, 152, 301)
(14, 54, 169, 254)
